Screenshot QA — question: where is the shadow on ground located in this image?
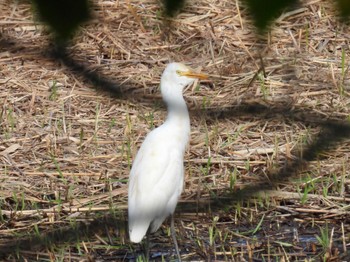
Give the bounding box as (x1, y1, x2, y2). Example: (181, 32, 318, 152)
(0, 34, 349, 258)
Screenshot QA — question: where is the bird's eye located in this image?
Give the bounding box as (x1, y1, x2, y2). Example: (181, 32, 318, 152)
(176, 70, 181, 76)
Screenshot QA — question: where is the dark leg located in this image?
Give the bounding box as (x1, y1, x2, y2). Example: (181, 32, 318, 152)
(144, 228, 150, 261)
(170, 214, 182, 262)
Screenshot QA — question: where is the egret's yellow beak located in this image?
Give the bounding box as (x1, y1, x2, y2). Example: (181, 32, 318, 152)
(177, 70, 208, 80)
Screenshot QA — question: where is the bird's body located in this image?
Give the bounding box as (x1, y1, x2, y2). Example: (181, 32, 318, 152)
(128, 119, 189, 242)
(128, 62, 207, 245)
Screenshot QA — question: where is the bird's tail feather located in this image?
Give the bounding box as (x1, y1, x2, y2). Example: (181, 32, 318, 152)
(129, 220, 149, 243)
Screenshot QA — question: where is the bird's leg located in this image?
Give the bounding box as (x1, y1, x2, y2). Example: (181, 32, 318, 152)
(143, 228, 151, 261)
(170, 214, 182, 262)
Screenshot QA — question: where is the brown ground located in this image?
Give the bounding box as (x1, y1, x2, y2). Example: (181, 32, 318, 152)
(0, 0, 349, 261)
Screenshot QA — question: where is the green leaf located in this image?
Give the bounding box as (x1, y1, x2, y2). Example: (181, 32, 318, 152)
(31, 0, 91, 42)
(335, 0, 350, 21)
(242, 0, 299, 33)
(162, 0, 186, 17)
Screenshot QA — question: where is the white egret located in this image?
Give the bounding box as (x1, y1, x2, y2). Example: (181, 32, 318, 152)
(128, 62, 207, 260)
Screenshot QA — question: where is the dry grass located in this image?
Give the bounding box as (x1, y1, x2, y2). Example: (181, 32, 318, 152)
(0, 0, 350, 261)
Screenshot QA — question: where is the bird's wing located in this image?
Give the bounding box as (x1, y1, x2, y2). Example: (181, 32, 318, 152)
(128, 130, 184, 242)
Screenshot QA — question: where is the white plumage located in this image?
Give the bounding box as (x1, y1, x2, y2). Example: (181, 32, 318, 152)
(128, 62, 207, 243)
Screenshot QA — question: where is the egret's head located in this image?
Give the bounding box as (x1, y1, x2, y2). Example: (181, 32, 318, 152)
(160, 63, 207, 94)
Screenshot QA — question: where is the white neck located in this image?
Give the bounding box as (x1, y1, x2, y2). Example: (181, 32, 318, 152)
(161, 84, 190, 145)
(164, 94, 190, 127)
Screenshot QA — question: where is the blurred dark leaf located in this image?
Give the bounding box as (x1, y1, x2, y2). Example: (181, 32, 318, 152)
(335, 0, 350, 20)
(242, 0, 298, 32)
(162, 0, 186, 17)
(31, 0, 91, 42)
